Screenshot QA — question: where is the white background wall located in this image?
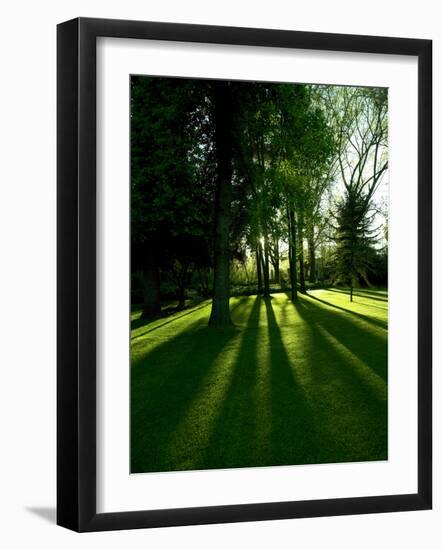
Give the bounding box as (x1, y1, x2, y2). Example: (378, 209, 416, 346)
(0, 1, 440, 548)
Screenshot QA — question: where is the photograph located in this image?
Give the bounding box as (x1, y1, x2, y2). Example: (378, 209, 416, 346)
(130, 76, 389, 474)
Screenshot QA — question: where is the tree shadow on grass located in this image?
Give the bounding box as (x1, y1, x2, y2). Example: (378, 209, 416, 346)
(131, 297, 249, 338)
(290, 298, 388, 462)
(327, 288, 388, 303)
(200, 294, 386, 469)
(131, 300, 211, 334)
(189, 295, 323, 469)
(131, 324, 240, 472)
(131, 293, 388, 473)
(199, 295, 366, 470)
(264, 298, 321, 466)
(131, 297, 251, 473)
(197, 296, 264, 469)
(131, 298, 249, 357)
(298, 294, 387, 382)
(307, 293, 387, 331)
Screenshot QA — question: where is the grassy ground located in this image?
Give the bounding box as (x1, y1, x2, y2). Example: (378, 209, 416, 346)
(131, 289, 388, 473)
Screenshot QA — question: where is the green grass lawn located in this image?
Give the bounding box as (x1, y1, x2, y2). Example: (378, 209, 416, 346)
(131, 289, 388, 473)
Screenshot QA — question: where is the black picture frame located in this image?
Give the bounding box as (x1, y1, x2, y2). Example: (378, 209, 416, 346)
(57, 17, 432, 532)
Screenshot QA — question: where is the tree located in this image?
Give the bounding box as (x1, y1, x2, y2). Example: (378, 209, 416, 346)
(303, 166, 335, 283)
(208, 82, 235, 326)
(131, 76, 214, 317)
(235, 82, 332, 300)
(277, 87, 334, 299)
(324, 86, 388, 298)
(286, 196, 298, 301)
(130, 76, 388, 319)
(235, 82, 284, 298)
(334, 194, 380, 300)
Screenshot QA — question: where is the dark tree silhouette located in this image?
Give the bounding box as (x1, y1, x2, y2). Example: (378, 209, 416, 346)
(208, 82, 235, 326)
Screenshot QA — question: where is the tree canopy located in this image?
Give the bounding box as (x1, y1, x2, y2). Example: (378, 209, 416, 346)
(131, 77, 388, 319)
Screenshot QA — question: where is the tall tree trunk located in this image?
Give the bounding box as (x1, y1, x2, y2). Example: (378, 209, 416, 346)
(307, 225, 316, 283)
(263, 233, 270, 298)
(319, 244, 325, 283)
(209, 82, 233, 327)
(141, 246, 161, 318)
(177, 264, 188, 309)
(288, 205, 298, 301)
(242, 260, 250, 284)
(197, 267, 210, 297)
(298, 212, 306, 294)
(272, 238, 280, 284)
(256, 244, 263, 295)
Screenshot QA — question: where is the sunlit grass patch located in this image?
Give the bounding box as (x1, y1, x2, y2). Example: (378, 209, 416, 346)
(131, 289, 388, 473)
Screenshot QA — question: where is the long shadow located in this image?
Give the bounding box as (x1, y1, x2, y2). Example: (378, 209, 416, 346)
(198, 296, 264, 469)
(291, 299, 387, 462)
(188, 292, 386, 469)
(348, 287, 387, 297)
(230, 296, 259, 327)
(131, 315, 206, 366)
(131, 292, 388, 472)
(307, 293, 388, 331)
(131, 300, 210, 334)
(131, 297, 248, 339)
(131, 322, 240, 472)
(131, 297, 253, 373)
(264, 298, 321, 465)
(327, 288, 388, 303)
(357, 302, 389, 312)
(297, 295, 388, 382)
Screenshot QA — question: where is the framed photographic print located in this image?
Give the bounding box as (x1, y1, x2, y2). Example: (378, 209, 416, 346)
(57, 17, 432, 531)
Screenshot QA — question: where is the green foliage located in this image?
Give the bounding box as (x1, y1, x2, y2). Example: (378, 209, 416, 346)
(235, 82, 333, 233)
(131, 75, 388, 314)
(333, 192, 380, 288)
(131, 76, 214, 269)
